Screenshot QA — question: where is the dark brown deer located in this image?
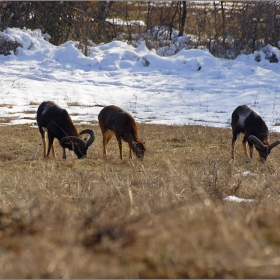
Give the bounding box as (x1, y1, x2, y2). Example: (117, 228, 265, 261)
(36, 101, 95, 159)
(98, 105, 146, 160)
(231, 105, 280, 163)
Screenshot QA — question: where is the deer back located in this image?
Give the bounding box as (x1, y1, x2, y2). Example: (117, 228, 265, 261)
(99, 105, 139, 141)
(37, 101, 79, 140)
(232, 105, 269, 144)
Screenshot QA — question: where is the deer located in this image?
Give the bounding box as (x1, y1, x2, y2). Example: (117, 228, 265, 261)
(231, 105, 280, 163)
(36, 101, 95, 159)
(98, 105, 146, 160)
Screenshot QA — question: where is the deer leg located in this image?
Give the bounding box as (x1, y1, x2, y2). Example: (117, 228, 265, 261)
(242, 135, 249, 159)
(123, 133, 134, 160)
(129, 145, 133, 159)
(231, 133, 238, 160)
(47, 135, 55, 158)
(62, 148, 66, 159)
(39, 127, 48, 158)
(52, 145, 56, 158)
(42, 133, 47, 158)
(128, 141, 138, 159)
(116, 136, 123, 160)
(248, 139, 254, 159)
(102, 135, 107, 157)
(103, 129, 114, 158)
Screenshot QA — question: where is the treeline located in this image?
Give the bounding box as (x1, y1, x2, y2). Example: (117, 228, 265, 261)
(0, 1, 280, 58)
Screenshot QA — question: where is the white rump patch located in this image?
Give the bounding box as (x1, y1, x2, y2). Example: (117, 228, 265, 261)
(238, 111, 250, 126)
(237, 106, 260, 127)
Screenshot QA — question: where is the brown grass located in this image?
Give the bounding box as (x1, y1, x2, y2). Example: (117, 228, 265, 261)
(0, 123, 280, 278)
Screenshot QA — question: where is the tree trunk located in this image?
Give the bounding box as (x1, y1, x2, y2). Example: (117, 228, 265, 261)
(178, 1, 187, 37)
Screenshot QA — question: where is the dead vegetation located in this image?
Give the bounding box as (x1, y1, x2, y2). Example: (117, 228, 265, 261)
(0, 123, 280, 278)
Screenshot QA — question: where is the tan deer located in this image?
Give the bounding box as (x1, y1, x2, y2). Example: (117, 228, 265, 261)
(98, 105, 146, 160)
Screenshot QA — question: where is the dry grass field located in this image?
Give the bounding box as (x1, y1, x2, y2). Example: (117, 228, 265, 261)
(0, 120, 280, 278)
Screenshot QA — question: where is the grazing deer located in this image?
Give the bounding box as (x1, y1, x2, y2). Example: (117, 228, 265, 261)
(36, 101, 95, 159)
(98, 105, 146, 160)
(231, 105, 280, 163)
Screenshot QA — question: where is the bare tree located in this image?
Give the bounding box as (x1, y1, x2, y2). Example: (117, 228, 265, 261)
(1, 1, 280, 59)
(178, 1, 187, 37)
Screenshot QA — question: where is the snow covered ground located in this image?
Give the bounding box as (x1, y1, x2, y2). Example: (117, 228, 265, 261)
(1, 28, 280, 133)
